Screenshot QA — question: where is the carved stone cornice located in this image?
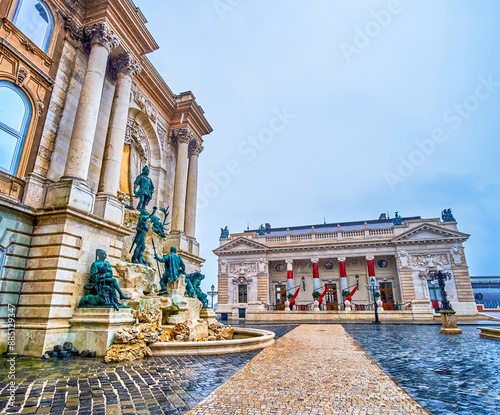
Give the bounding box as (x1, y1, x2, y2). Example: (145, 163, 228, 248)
(188, 140, 203, 157)
(111, 52, 142, 78)
(84, 21, 120, 52)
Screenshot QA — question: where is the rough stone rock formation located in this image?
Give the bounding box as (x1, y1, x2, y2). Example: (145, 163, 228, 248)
(208, 322, 235, 340)
(104, 339, 152, 363)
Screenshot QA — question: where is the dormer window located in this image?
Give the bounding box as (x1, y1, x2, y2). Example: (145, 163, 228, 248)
(12, 0, 54, 52)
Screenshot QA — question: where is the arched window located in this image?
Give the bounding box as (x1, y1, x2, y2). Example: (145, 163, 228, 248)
(0, 81, 32, 175)
(12, 0, 53, 52)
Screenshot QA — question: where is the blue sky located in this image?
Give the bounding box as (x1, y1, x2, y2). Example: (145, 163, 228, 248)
(138, 0, 500, 290)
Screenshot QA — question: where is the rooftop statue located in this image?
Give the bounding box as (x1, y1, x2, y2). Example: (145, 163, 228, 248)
(392, 211, 403, 226)
(78, 249, 129, 310)
(258, 224, 266, 235)
(156, 246, 186, 293)
(185, 272, 209, 308)
(134, 166, 154, 211)
(220, 226, 229, 239)
(442, 208, 456, 222)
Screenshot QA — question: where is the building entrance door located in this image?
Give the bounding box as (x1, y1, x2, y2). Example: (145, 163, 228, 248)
(325, 283, 338, 310)
(275, 285, 286, 310)
(379, 282, 395, 310)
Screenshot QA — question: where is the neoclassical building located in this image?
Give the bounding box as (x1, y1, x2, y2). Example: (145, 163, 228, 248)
(214, 213, 477, 321)
(0, 0, 211, 355)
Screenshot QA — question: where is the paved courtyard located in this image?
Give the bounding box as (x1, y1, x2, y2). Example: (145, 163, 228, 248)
(0, 326, 295, 415)
(188, 325, 428, 415)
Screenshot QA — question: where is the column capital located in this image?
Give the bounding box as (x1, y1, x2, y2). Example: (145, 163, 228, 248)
(285, 259, 293, 266)
(188, 140, 204, 157)
(172, 127, 196, 145)
(366, 254, 375, 261)
(111, 52, 142, 78)
(311, 258, 319, 263)
(85, 20, 120, 52)
(337, 256, 346, 262)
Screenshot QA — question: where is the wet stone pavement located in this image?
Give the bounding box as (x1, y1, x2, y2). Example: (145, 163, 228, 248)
(343, 324, 500, 415)
(0, 325, 297, 415)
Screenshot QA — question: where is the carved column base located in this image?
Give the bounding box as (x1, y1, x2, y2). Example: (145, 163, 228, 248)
(93, 195, 124, 224)
(45, 179, 95, 213)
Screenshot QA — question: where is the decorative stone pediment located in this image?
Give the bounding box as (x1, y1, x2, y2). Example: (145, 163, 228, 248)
(213, 237, 267, 255)
(393, 223, 469, 244)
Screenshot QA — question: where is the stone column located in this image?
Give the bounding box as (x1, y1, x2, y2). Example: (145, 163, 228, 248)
(285, 259, 294, 292)
(184, 140, 203, 238)
(94, 53, 142, 223)
(172, 128, 191, 233)
(311, 258, 320, 292)
(45, 21, 120, 213)
(338, 256, 348, 292)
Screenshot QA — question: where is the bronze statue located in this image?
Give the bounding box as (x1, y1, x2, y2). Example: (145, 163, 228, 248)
(130, 209, 154, 266)
(185, 272, 209, 308)
(134, 166, 154, 211)
(155, 246, 186, 293)
(79, 249, 129, 310)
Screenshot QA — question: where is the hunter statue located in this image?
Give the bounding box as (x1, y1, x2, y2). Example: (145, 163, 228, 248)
(185, 272, 209, 308)
(155, 246, 186, 293)
(79, 249, 129, 310)
(134, 166, 154, 211)
(130, 209, 154, 266)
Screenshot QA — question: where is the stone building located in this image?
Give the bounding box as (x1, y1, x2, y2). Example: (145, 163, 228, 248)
(214, 213, 477, 321)
(0, 0, 211, 355)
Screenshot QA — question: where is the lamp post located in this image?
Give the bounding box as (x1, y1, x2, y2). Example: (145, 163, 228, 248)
(366, 280, 381, 324)
(429, 268, 462, 334)
(207, 284, 218, 309)
(429, 269, 452, 310)
(301, 276, 305, 291)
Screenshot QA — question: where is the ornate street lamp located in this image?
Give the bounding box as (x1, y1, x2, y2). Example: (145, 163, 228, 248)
(301, 276, 306, 291)
(366, 280, 381, 324)
(429, 269, 453, 310)
(429, 268, 462, 334)
(355, 274, 359, 287)
(207, 284, 218, 309)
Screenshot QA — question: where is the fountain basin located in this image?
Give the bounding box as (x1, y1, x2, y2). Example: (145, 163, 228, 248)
(150, 328, 275, 356)
(477, 326, 500, 340)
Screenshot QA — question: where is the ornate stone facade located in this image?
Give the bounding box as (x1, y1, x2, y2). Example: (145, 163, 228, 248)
(0, 0, 212, 356)
(214, 214, 477, 320)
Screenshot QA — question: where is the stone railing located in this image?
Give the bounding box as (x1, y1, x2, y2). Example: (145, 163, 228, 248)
(265, 227, 394, 243)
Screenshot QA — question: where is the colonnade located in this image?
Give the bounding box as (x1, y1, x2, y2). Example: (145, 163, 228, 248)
(283, 255, 378, 293)
(46, 20, 203, 239)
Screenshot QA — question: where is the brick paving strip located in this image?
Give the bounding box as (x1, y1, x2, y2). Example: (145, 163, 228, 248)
(187, 325, 429, 415)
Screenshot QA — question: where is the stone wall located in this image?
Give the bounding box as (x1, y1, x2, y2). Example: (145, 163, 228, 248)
(0, 198, 35, 353)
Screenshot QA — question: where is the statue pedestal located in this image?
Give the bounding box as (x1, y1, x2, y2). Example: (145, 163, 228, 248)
(200, 308, 217, 324)
(69, 307, 135, 356)
(440, 309, 462, 334)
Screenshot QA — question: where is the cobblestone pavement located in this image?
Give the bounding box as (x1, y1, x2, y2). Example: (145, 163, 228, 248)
(187, 325, 429, 415)
(0, 325, 297, 415)
(344, 324, 500, 415)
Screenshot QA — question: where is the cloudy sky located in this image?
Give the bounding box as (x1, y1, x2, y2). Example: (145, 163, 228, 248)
(138, 0, 500, 290)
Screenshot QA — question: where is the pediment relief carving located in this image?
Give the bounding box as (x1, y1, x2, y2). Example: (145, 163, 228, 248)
(393, 224, 469, 243)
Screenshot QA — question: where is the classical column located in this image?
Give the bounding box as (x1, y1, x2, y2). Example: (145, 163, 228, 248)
(366, 254, 379, 294)
(45, 21, 120, 212)
(338, 256, 348, 292)
(311, 258, 320, 292)
(285, 259, 294, 292)
(64, 22, 120, 182)
(172, 128, 191, 233)
(184, 140, 203, 238)
(94, 53, 142, 223)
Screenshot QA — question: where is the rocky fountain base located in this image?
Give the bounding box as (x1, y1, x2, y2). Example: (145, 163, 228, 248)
(103, 275, 274, 362)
